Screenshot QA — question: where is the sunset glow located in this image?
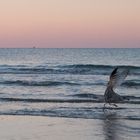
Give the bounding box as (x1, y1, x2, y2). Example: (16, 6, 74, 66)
(0, 0, 140, 48)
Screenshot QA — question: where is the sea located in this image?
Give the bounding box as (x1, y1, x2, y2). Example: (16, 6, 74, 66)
(0, 48, 140, 139)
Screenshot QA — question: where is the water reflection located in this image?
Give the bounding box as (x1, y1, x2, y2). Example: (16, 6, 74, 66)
(103, 111, 121, 140)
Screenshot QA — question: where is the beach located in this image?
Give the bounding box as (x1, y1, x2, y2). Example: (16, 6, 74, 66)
(0, 115, 140, 140)
(0, 115, 102, 140)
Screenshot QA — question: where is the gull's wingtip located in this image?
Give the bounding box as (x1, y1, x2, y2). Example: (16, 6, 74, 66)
(110, 67, 118, 79)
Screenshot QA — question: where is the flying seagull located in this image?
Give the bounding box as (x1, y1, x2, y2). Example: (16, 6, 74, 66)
(104, 67, 129, 108)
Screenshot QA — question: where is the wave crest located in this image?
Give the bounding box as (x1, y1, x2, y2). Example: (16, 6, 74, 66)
(0, 80, 80, 86)
(0, 64, 139, 75)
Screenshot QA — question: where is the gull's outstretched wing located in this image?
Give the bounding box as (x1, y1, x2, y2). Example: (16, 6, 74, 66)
(108, 67, 129, 89)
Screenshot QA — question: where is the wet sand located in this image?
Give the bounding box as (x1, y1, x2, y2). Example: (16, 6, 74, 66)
(0, 115, 140, 140)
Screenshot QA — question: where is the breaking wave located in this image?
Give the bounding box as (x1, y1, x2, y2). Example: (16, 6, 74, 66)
(0, 64, 139, 75)
(122, 80, 140, 88)
(0, 79, 139, 88)
(0, 94, 140, 104)
(0, 80, 80, 86)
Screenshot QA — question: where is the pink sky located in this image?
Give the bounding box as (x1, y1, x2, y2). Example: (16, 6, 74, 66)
(0, 0, 140, 48)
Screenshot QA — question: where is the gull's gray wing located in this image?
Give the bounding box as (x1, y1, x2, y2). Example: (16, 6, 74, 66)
(109, 67, 129, 89)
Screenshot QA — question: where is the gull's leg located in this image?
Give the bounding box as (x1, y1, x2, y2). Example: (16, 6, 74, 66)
(103, 103, 107, 111)
(109, 103, 118, 107)
(112, 103, 118, 107)
(104, 103, 107, 108)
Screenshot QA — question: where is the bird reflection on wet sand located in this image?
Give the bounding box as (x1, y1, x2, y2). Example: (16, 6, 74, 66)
(102, 110, 140, 140)
(103, 111, 122, 140)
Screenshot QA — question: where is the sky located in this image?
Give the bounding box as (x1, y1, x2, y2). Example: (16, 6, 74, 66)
(0, 0, 140, 48)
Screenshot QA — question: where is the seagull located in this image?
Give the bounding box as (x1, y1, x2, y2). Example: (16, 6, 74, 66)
(104, 67, 129, 108)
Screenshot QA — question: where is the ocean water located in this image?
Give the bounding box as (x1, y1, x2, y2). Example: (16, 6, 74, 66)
(0, 48, 140, 139)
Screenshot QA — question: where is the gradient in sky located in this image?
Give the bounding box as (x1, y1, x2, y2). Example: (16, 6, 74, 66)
(0, 0, 140, 48)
